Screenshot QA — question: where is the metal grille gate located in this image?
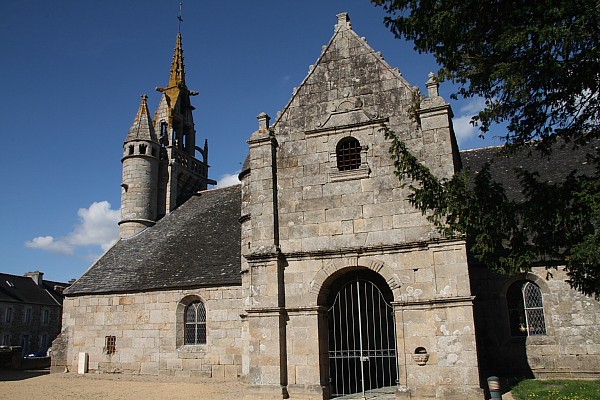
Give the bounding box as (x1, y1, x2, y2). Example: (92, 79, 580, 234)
(328, 279, 398, 398)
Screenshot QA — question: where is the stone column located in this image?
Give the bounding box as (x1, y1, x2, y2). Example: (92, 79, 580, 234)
(243, 112, 289, 396)
(247, 113, 279, 249)
(244, 254, 289, 398)
(285, 307, 328, 399)
(393, 306, 411, 398)
(417, 72, 460, 180)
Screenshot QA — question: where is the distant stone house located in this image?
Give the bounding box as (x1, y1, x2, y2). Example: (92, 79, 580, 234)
(0, 271, 67, 357)
(53, 13, 600, 400)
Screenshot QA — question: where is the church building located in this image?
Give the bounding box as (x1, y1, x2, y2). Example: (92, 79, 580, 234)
(53, 13, 600, 400)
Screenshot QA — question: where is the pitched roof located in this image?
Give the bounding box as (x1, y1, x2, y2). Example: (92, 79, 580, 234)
(65, 185, 242, 295)
(126, 94, 157, 142)
(0, 273, 67, 306)
(460, 140, 599, 201)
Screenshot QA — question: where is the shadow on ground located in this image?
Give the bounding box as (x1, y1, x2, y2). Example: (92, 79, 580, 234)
(0, 369, 50, 381)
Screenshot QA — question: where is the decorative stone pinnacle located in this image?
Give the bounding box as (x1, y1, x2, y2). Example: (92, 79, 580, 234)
(257, 112, 270, 132)
(426, 72, 439, 97)
(336, 12, 351, 30)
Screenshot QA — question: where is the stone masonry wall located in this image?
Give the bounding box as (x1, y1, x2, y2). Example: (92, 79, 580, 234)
(242, 14, 481, 399)
(263, 15, 455, 256)
(120, 146, 159, 238)
(60, 286, 243, 377)
(472, 266, 600, 379)
(277, 242, 481, 399)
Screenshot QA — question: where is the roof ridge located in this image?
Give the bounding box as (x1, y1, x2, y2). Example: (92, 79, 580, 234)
(460, 144, 504, 153)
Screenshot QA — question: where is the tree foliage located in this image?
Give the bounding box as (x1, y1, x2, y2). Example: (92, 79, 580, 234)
(372, 0, 600, 297)
(373, 0, 599, 146)
(383, 125, 600, 298)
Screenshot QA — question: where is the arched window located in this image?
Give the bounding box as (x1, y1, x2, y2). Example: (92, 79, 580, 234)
(336, 137, 362, 171)
(184, 300, 206, 345)
(507, 280, 546, 336)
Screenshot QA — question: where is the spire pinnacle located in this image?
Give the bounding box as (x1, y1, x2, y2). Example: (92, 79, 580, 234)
(168, 33, 186, 89)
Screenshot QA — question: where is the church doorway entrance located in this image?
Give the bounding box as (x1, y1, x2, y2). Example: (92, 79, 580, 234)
(326, 270, 398, 398)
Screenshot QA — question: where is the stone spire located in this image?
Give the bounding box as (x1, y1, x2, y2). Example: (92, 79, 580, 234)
(155, 32, 194, 154)
(127, 94, 157, 142)
(168, 33, 186, 88)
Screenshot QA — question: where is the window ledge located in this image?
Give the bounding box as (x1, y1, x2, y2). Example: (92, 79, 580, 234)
(178, 345, 207, 352)
(329, 165, 370, 182)
(178, 345, 207, 358)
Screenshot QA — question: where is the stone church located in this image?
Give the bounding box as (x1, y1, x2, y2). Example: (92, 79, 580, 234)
(53, 13, 600, 399)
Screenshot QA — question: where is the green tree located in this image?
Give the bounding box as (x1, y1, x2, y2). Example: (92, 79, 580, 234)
(373, 0, 599, 146)
(372, 0, 600, 297)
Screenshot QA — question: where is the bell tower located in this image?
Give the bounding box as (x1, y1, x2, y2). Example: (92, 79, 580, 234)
(119, 33, 214, 239)
(155, 32, 215, 218)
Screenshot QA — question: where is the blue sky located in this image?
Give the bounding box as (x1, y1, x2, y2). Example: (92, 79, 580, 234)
(0, 1, 502, 283)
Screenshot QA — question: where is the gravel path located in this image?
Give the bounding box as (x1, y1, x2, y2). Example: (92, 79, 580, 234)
(0, 370, 255, 400)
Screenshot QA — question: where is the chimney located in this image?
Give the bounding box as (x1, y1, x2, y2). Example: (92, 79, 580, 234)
(53, 285, 66, 294)
(24, 270, 44, 286)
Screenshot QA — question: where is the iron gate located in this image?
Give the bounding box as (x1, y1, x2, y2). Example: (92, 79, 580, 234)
(327, 279, 399, 398)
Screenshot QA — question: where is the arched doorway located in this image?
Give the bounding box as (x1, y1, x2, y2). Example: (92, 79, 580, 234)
(325, 269, 398, 398)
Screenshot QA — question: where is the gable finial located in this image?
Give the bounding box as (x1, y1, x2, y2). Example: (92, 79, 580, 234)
(426, 72, 439, 97)
(177, 2, 183, 33)
(336, 12, 352, 31)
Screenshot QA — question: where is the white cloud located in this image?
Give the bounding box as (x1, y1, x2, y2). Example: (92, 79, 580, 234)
(67, 201, 120, 251)
(216, 172, 241, 188)
(453, 115, 479, 143)
(26, 201, 120, 255)
(459, 97, 486, 115)
(453, 98, 486, 145)
(25, 236, 74, 255)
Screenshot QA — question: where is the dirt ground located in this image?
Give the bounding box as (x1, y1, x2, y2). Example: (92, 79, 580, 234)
(0, 370, 517, 400)
(0, 369, 259, 400)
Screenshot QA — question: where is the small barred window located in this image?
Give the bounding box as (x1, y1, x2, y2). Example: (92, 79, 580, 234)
(336, 137, 362, 171)
(185, 301, 206, 345)
(507, 281, 546, 336)
(105, 336, 116, 354)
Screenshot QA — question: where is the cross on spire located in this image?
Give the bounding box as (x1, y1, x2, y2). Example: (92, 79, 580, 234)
(177, 2, 183, 33)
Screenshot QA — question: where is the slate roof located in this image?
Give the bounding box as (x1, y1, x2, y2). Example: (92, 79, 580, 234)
(65, 184, 242, 296)
(0, 273, 67, 306)
(460, 140, 599, 201)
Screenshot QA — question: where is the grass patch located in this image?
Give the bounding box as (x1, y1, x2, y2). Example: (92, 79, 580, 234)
(510, 379, 600, 400)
